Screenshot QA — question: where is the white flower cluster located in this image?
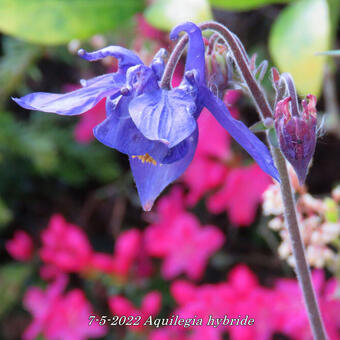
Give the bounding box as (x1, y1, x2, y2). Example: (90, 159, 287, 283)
(262, 183, 340, 269)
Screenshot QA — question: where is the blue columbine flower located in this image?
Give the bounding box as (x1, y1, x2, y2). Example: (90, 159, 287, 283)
(13, 22, 279, 210)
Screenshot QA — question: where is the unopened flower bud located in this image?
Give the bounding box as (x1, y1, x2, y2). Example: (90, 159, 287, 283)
(274, 95, 317, 184)
(205, 43, 232, 98)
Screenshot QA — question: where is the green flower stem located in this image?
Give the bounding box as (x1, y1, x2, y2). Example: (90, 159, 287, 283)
(271, 147, 327, 340)
(176, 20, 327, 340)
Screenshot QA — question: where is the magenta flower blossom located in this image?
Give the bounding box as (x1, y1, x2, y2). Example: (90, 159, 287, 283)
(74, 95, 106, 143)
(109, 291, 162, 330)
(182, 102, 232, 205)
(145, 188, 225, 280)
(110, 228, 152, 280)
(91, 228, 152, 281)
(273, 270, 340, 340)
(275, 94, 317, 184)
(207, 163, 272, 226)
(39, 215, 151, 281)
(182, 90, 271, 226)
(39, 214, 93, 273)
(169, 265, 275, 340)
(13, 22, 279, 210)
(23, 275, 106, 340)
(5, 230, 34, 261)
(182, 90, 242, 206)
(23, 275, 68, 340)
(63, 83, 107, 144)
(149, 267, 340, 340)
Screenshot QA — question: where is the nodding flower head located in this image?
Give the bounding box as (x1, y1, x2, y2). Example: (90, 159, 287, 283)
(274, 94, 317, 184)
(13, 22, 279, 211)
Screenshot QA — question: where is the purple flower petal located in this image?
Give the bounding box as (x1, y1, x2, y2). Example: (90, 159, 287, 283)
(276, 117, 316, 184)
(129, 88, 197, 147)
(78, 46, 142, 71)
(13, 74, 118, 115)
(161, 138, 190, 164)
(94, 97, 169, 161)
(201, 87, 280, 182)
(129, 130, 198, 211)
(150, 48, 167, 80)
(170, 22, 205, 86)
(275, 95, 317, 184)
(126, 64, 160, 95)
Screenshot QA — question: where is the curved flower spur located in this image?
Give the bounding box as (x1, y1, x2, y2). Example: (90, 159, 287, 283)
(13, 22, 279, 210)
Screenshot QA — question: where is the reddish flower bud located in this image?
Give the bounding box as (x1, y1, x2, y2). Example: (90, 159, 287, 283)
(275, 95, 317, 184)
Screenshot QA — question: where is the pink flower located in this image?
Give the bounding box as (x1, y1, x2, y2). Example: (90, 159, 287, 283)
(63, 84, 106, 144)
(40, 264, 64, 281)
(224, 265, 275, 340)
(111, 228, 142, 277)
(23, 275, 67, 340)
(145, 195, 225, 280)
(90, 228, 152, 281)
(112, 228, 152, 280)
(149, 266, 340, 340)
(172, 62, 184, 88)
(207, 163, 272, 226)
(135, 14, 165, 41)
(45, 289, 106, 340)
(40, 214, 93, 273)
(149, 328, 188, 340)
(5, 230, 33, 261)
(74, 99, 106, 143)
(170, 265, 277, 340)
(171, 280, 231, 340)
(273, 270, 340, 340)
(182, 108, 230, 205)
(90, 252, 115, 274)
(146, 186, 186, 227)
(23, 275, 106, 340)
(109, 291, 162, 330)
(182, 90, 240, 206)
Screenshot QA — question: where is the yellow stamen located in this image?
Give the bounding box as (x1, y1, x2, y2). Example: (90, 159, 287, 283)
(132, 153, 157, 166)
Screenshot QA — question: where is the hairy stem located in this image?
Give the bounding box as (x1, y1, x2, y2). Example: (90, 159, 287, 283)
(198, 21, 328, 340)
(198, 21, 272, 120)
(279, 73, 300, 116)
(160, 34, 188, 89)
(272, 148, 327, 340)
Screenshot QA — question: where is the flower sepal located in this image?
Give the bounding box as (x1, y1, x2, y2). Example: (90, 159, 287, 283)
(275, 95, 317, 184)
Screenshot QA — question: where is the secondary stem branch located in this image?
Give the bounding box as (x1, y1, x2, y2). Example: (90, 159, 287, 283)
(198, 21, 328, 340)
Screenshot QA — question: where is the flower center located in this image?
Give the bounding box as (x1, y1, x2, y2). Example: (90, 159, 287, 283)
(132, 153, 157, 165)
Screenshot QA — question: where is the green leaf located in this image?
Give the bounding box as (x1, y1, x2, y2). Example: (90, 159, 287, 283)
(324, 198, 338, 223)
(0, 111, 120, 186)
(0, 0, 144, 45)
(0, 38, 42, 104)
(145, 0, 212, 31)
(0, 263, 31, 317)
(209, 0, 292, 11)
(269, 0, 331, 97)
(268, 128, 279, 148)
(250, 121, 268, 133)
(0, 198, 13, 228)
(327, 0, 340, 43)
